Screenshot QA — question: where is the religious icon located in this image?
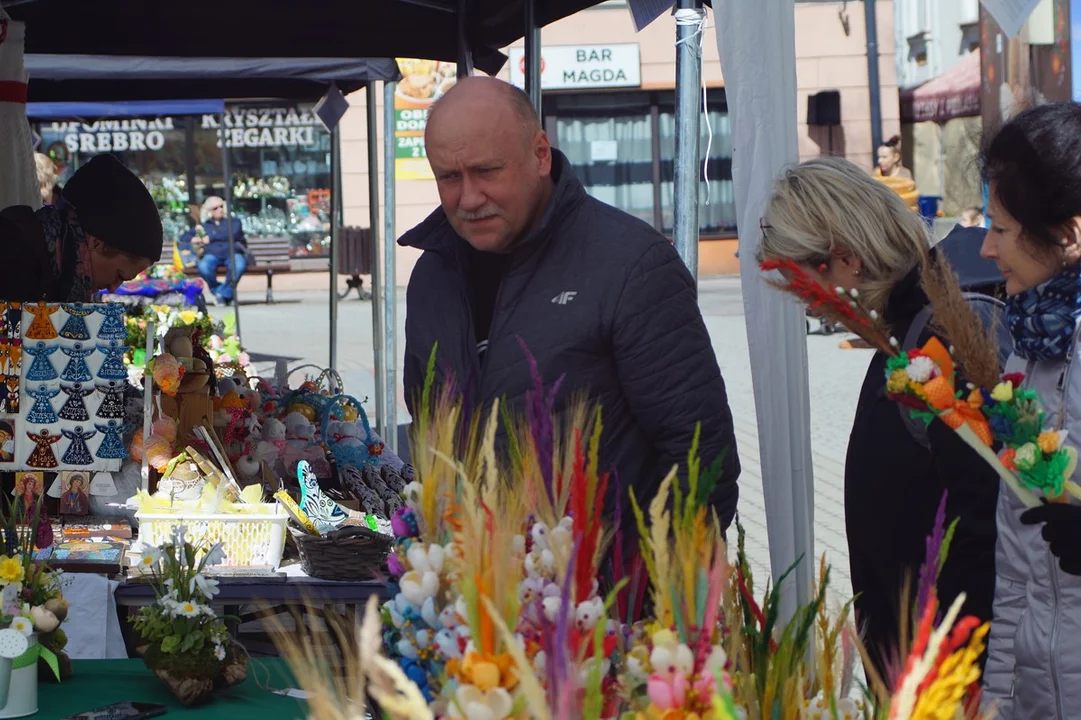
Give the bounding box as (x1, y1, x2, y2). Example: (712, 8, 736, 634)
(59, 471, 90, 515)
(0, 420, 13, 463)
(13, 471, 43, 516)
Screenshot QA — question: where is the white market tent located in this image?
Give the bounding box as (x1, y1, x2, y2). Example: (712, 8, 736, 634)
(714, 0, 815, 618)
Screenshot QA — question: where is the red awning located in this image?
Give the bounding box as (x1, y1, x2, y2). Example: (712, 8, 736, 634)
(900, 51, 981, 123)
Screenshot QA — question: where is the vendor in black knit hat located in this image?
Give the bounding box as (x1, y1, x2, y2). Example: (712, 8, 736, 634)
(0, 154, 162, 301)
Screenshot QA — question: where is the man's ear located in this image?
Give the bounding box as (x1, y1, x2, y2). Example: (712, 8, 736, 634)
(534, 130, 552, 176)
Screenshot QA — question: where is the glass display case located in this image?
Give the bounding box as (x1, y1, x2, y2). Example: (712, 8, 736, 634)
(35, 103, 333, 259)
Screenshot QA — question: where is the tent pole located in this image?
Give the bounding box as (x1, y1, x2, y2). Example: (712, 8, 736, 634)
(524, 0, 542, 118)
(329, 124, 341, 370)
(367, 83, 386, 439)
(383, 80, 398, 453)
(673, 0, 704, 283)
(218, 113, 242, 345)
(864, 0, 883, 157)
(457, 0, 473, 78)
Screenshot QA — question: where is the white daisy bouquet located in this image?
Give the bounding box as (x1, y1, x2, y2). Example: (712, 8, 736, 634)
(132, 526, 246, 705)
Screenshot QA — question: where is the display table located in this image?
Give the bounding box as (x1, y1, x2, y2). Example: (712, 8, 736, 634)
(114, 565, 393, 607)
(40, 659, 305, 718)
(114, 566, 394, 656)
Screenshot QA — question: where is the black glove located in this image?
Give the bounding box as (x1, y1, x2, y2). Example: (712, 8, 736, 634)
(1021, 503, 1081, 576)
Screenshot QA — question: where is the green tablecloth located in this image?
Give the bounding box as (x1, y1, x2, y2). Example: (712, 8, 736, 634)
(40, 659, 307, 719)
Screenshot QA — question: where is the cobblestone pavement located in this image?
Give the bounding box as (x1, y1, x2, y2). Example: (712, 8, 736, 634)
(219, 276, 871, 605)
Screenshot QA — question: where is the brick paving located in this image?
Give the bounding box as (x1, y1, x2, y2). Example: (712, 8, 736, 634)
(218, 275, 870, 605)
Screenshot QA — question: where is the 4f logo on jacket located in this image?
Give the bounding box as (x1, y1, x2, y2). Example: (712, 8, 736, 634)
(551, 291, 577, 305)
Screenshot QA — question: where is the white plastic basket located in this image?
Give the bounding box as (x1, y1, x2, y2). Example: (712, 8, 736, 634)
(136, 503, 288, 571)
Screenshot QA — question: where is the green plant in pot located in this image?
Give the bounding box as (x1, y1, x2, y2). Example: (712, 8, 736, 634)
(132, 526, 247, 706)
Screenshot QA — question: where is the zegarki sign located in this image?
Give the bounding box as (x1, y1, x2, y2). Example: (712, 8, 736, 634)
(508, 44, 642, 90)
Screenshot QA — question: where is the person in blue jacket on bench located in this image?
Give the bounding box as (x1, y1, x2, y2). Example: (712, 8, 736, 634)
(183, 196, 247, 305)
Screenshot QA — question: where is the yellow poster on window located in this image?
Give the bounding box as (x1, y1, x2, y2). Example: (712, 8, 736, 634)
(394, 59, 458, 180)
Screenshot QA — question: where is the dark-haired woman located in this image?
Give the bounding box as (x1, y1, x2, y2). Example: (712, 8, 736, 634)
(980, 101, 1081, 719)
(874, 135, 913, 180)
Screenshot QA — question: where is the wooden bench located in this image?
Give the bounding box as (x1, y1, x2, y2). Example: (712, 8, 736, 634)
(162, 236, 293, 304)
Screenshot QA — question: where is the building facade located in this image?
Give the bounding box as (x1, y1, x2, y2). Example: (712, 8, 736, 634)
(893, 0, 981, 89)
(339, 0, 899, 283)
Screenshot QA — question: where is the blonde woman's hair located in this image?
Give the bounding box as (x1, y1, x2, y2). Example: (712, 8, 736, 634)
(201, 196, 226, 221)
(34, 153, 57, 204)
(757, 156, 930, 312)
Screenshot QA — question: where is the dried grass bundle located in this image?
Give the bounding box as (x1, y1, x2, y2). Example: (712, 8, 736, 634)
(919, 253, 1002, 389)
(264, 595, 432, 720)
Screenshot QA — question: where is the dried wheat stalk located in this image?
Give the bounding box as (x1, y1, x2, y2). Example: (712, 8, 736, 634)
(919, 253, 1002, 389)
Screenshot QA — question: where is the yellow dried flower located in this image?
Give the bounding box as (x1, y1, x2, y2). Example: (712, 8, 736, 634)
(0, 557, 23, 584)
(991, 381, 1014, 403)
(910, 623, 989, 720)
(886, 369, 909, 394)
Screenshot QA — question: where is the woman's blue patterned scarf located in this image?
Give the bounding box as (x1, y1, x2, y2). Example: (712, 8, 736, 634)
(1005, 264, 1081, 361)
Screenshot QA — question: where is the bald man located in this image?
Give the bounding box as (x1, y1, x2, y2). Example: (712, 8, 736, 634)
(399, 77, 740, 529)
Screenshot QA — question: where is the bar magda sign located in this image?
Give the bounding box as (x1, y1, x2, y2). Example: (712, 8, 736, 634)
(509, 44, 642, 91)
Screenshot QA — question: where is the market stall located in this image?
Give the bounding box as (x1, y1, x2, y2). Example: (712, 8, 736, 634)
(25, 56, 400, 353)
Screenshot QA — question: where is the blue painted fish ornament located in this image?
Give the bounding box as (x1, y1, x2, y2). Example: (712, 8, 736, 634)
(296, 460, 348, 534)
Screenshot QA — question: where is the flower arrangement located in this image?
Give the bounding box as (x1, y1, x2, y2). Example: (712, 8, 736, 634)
(759, 254, 1056, 509)
(124, 306, 251, 375)
(887, 342, 1066, 507)
(0, 496, 68, 685)
(272, 369, 995, 720)
(983, 374, 1080, 503)
(131, 526, 246, 706)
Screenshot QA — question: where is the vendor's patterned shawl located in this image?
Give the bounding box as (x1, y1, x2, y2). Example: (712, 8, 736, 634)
(37, 203, 93, 302)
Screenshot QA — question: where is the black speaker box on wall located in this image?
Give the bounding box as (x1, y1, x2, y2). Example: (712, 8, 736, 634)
(807, 90, 841, 127)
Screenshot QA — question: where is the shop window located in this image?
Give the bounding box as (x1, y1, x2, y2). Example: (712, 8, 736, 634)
(546, 88, 735, 238)
(35, 103, 332, 259)
(657, 90, 736, 235)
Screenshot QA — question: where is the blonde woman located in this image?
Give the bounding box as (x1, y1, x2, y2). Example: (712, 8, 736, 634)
(757, 157, 997, 685)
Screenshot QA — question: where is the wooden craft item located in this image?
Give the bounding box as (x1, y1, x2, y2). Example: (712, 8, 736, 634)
(186, 445, 242, 504)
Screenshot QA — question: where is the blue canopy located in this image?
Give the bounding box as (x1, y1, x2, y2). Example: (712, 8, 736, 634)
(24, 55, 401, 103)
(27, 99, 225, 119)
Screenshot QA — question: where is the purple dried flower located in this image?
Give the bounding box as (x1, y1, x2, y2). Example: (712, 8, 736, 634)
(516, 336, 564, 505)
(916, 490, 948, 617)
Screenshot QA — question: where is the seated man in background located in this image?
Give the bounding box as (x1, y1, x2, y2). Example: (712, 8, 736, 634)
(399, 77, 741, 530)
(186, 196, 248, 306)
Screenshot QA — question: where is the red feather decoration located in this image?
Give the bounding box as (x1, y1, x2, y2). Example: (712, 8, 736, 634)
(759, 257, 896, 353)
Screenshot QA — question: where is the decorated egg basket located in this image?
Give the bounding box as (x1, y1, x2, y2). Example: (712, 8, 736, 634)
(137, 504, 288, 571)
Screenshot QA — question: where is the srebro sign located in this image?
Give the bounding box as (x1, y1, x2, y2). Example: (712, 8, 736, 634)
(50, 118, 173, 153)
(509, 44, 641, 90)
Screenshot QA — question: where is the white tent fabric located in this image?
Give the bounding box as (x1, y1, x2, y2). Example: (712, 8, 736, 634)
(0, 15, 41, 210)
(714, 0, 816, 620)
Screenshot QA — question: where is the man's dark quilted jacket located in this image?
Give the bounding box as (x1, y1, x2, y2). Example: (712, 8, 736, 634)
(398, 150, 740, 529)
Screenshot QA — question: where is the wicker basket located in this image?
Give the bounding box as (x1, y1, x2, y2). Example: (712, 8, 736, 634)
(291, 525, 392, 580)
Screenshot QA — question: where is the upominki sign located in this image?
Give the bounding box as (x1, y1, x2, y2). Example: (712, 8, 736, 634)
(48, 107, 322, 153)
